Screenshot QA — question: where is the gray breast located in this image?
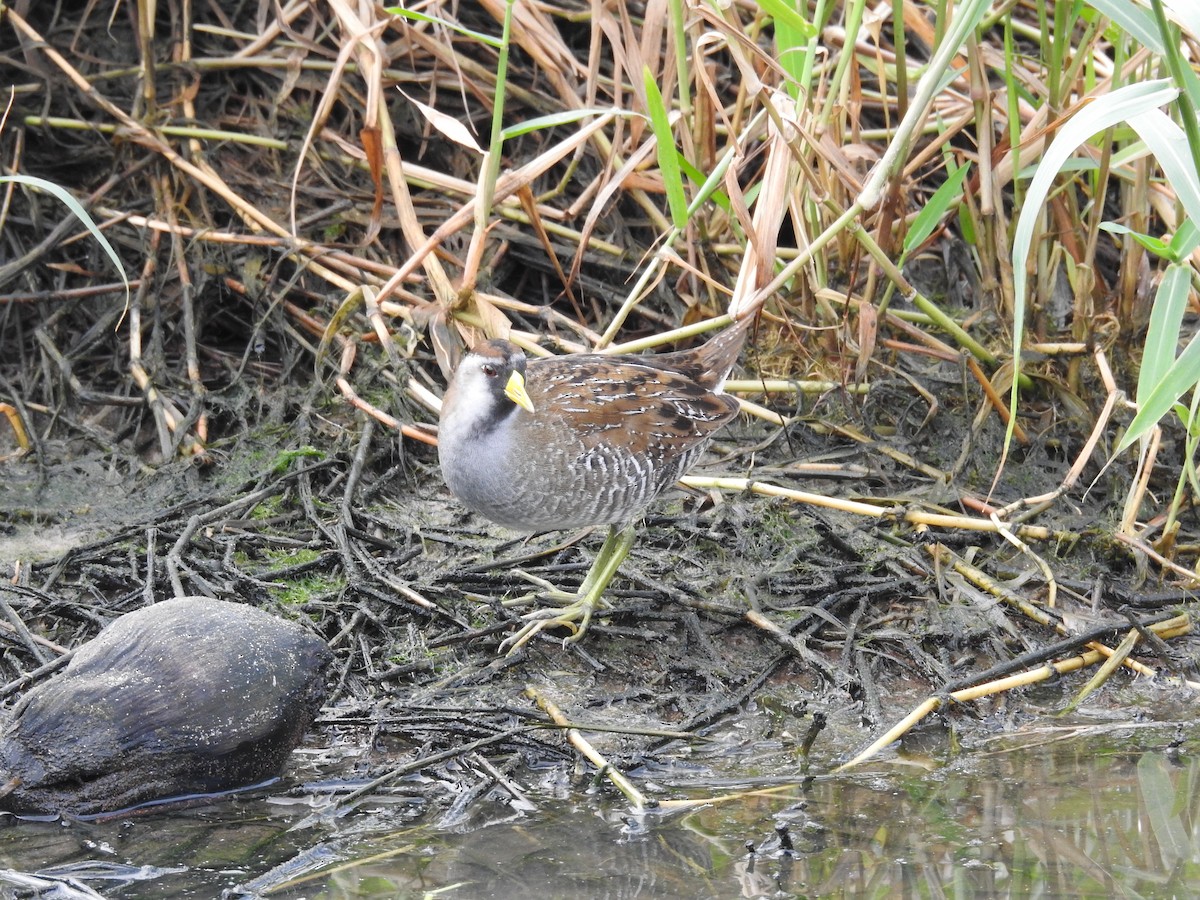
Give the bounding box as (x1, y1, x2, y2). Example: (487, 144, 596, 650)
(445, 423, 709, 532)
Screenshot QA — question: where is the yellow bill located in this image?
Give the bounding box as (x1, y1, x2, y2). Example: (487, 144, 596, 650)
(504, 370, 535, 413)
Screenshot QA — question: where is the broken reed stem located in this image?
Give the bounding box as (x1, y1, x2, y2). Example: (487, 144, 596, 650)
(22, 115, 289, 148)
(525, 685, 648, 810)
(0, 403, 30, 453)
(724, 379, 870, 394)
(654, 782, 801, 812)
(678, 475, 1069, 542)
(835, 614, 1193, 772)
(525, 678, 815, 814)
(1114, 531, 1200, 587)
(1066, 625, 1142, 711)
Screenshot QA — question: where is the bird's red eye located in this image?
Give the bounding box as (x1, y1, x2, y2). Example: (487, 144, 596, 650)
(481, 364, 498, 378)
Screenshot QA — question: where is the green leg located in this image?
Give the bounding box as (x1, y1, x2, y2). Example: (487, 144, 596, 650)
(501, 524, 635, 655)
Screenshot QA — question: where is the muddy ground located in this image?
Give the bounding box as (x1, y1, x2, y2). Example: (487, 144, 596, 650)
(2, 323, 1196, 817)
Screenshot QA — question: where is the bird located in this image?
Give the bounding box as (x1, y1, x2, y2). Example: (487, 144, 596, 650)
(437, 314, 754, 652)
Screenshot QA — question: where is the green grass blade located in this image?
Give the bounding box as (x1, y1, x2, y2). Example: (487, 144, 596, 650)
(757, 0, 818, 39)
(1168, 217, 1200, 256)
(1009, 79, 1178, 442)
(761, 0, 817, 94)
(384, 6, 503, 47)
(1097, 222, 1173, 258)
(903, 160, 971, 256)
(1118, 323, 1200, 455)
(643, 65, 688, 230)
(1127, 106, 1200, 226)
(1, 174, 130, 296)
(1136, 262, 1192, 402)
(678, 157, 731, 214)
(500, 107, 636, 140)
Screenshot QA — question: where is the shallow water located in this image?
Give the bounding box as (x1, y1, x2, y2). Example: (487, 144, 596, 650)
(1, 714, 1196, 899)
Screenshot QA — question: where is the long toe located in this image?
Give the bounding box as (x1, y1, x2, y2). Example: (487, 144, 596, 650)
(499, 525, 633, 655)
(500, 597, 597, 655)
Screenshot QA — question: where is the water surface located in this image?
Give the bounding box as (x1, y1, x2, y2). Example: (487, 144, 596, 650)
(1, 715, 1195, 898)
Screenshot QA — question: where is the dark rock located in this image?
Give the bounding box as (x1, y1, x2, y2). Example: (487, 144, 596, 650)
(0, 597, 330, 816)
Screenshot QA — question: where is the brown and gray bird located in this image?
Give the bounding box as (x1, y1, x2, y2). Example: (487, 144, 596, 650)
(437, 315, 753, 651)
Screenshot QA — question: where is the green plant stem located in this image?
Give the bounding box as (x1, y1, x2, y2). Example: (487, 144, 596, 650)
(478, 0, 516, 225)
(800, 0, 832, 91)
(847, 220, 998, 367)
(1150, 0, 1200, 183)
(668, 0, 691, 120)
(817, 0, 866, 128)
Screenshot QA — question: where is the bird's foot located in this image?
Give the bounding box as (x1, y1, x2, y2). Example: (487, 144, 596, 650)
(497, 524, 634, 656)
(498, 593, 599, 655)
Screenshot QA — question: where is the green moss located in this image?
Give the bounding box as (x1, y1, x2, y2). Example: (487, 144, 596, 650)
(262, 546, 322, 566)
(250, 495, 285, 520)
(271, 573, 346, 605)
(270, 445, 324, 473)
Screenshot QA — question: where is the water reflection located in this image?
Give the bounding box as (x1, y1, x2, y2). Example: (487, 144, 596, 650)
(0, 724, 1195, 898)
